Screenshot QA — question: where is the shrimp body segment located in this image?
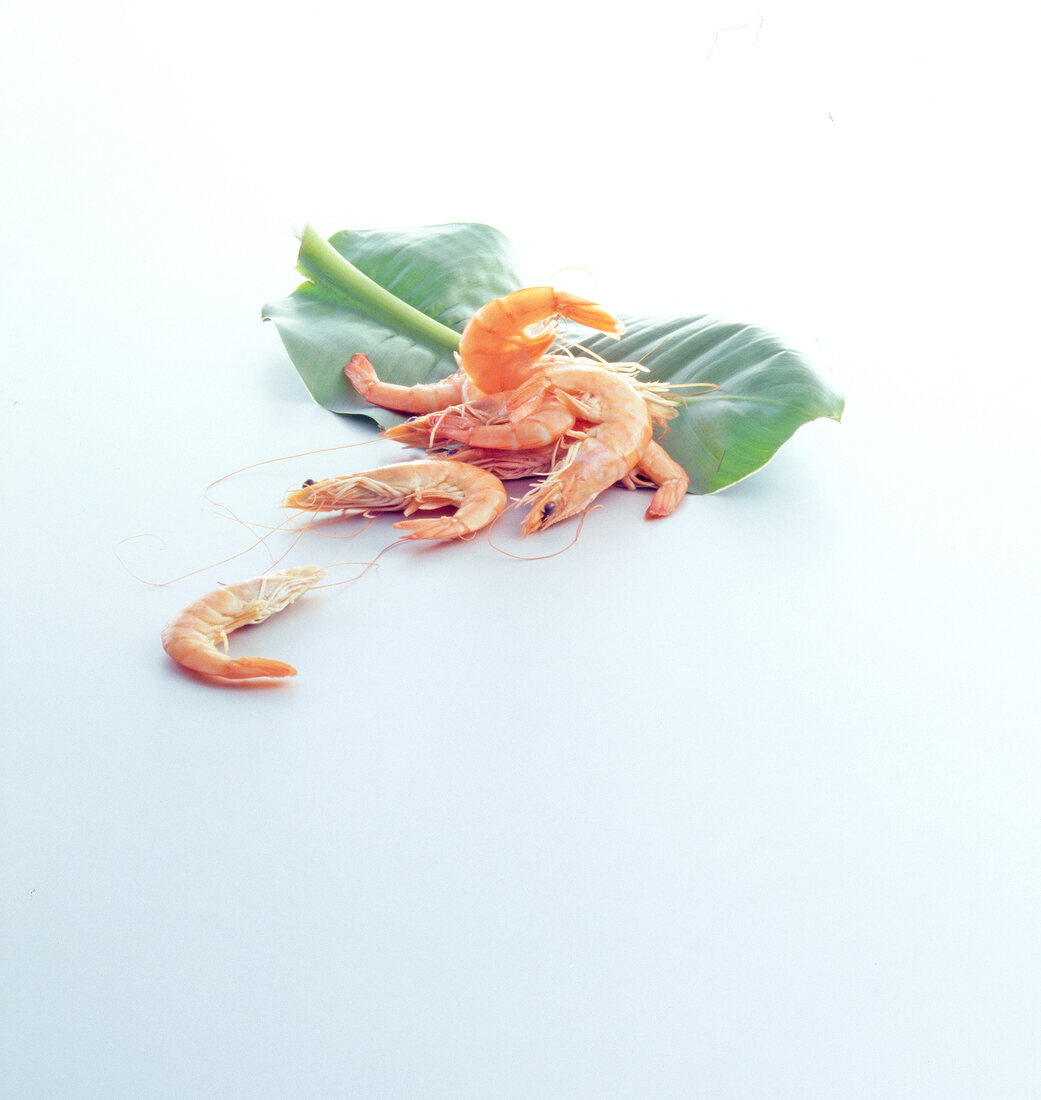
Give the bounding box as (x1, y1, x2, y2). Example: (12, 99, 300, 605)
(384, 392, 579, 453)
(283, 460, 507, 540)
(344, 353, 468, 415)
(161, 566, 325, 680)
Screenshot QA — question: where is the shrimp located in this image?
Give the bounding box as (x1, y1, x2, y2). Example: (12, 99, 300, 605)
(341, 288, 625, 416)
(510, 364, 664, 534)
(161, 566, 324, 680)
(282, 459, 507, 540)
(456, 287, 625, 394)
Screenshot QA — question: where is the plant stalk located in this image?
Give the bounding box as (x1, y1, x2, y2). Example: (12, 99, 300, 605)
(296, 224, 461, 353)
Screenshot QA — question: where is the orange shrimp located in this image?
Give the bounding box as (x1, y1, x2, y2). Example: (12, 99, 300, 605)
(510, 364, 665, 534)
(161, 566, 324, 680)
(282, 459, 507, 540)
(456, 286, 625, 394)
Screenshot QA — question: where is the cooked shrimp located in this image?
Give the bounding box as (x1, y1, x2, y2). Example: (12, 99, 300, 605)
(456, 287, 625, 395)
(511, 364, 663, 535)
(282, 459, 507, 540)
(161, 566, 324, 681)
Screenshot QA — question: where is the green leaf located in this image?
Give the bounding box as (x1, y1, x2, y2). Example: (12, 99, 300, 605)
(579, 317, 845, 493)
(263, 222, 844, 492)
(261, 222, 525, 428)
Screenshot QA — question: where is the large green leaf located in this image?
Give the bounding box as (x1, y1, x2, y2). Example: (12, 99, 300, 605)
(579, 318, 844, 493)
(262, 223, 843, 492)
(261, 222, 524, 427)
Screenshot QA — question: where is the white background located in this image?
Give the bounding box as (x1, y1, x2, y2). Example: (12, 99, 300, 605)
(3, 1, 1039, 1096)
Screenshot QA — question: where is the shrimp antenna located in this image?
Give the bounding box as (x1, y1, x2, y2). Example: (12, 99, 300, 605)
(308, 530, 416, 588)
(548, 266, 598, 294)
(114, 512, 298, 588)
(205, 436, 380, 499)
(203, 436, 384, 553)
(485, 499, 593, 561)
(304, 552, 386, 589)
(670, 382, 722, 401)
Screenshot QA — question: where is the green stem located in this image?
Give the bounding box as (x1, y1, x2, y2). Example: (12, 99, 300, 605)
(295, 224, 462, 353)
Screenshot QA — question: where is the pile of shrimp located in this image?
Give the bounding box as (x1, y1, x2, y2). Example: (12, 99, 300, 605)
(161, 288, 697, 681)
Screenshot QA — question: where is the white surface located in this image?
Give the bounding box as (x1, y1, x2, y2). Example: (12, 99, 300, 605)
(3, 2, 1039, 1097)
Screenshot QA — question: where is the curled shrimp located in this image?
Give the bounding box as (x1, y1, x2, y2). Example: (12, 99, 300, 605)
(456, 286, 625, 394)
(510, 364, 666, 535)
(161, 566, 324, 680)
(282, 459, 507, 540)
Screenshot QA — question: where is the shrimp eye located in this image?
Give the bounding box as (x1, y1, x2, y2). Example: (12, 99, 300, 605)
(543, 501, 556, 516)
(302, 479, 315, 487)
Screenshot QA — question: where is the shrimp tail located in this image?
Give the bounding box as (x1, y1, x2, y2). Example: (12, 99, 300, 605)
(550, 290, 626, 337)
(219, 657, 298, 679)
(382, 418, 440, 447)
